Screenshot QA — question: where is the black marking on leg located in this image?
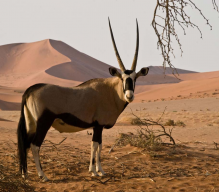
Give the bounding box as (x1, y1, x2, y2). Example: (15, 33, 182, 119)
(27, 133, 35, 149)
(32, 109, 56, 147)
(92, 126, 103, 144)
(92, 158, 95, 165)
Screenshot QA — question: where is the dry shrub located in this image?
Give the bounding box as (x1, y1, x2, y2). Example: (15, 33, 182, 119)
(164, 119, 175, 126)
(175, 120, 186, 127)
(131, 117, 143, 125)
(115, 109, 176, 150)
(164, 119, 185, 127)
(117, 131, 162, 150)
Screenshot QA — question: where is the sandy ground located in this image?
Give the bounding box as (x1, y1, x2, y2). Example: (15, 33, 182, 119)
(1, 97, 219, 191)
(1, 39, 219, 191)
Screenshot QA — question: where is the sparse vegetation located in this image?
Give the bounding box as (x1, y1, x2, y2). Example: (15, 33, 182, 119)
(14, 90, 24, 93)
(131, 117, 142, 126)
(115, 109, 176, 150)
(175, 120, 186, 127)
(164, 119, 175, 126)
(164, 119, 186, 127)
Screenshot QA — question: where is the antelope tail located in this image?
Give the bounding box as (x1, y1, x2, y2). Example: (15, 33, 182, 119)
(17, 96, 28, 175)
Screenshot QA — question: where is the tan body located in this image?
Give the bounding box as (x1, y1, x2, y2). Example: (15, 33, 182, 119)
(25, 77, 126, 134)
(17, 19, 149, 181)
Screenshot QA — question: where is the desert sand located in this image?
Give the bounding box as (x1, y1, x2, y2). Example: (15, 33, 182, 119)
(0, 40, 219, 191)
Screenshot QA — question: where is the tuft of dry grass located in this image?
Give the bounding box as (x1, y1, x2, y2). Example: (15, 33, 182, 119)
(164, 119, 186, 127)
(175, 120, 186, 127)
(131, 117, 143, 125)
(164, 119, 175, 126)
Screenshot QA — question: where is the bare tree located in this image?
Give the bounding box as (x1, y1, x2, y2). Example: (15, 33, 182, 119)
(152, 0, 219, 74)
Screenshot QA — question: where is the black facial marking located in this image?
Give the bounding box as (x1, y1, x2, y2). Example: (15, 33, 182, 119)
(125, 77, 134, 91)
(124, 70, 134, 75)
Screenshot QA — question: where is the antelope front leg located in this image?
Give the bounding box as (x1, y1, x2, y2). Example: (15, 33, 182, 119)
(89, 141, 99, 176)
(89, 126, 103, 176)
(96, 143, 106, 176)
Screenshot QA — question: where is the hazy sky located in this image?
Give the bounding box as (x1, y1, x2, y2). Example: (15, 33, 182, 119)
(0, 0, 218, 72)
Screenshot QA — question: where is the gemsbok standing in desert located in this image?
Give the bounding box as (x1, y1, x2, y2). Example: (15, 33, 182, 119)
(17, 18, 149, 181)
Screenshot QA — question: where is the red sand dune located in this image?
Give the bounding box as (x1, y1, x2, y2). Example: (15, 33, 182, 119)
(0, 39, 196, 88)
(148, 65, 197, 75)
(0, 99, 20, 111)
(0, 39, 218, 110)
(135, 71, 219, 102)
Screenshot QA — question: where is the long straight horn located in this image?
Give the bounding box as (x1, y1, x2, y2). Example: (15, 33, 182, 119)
(108, 18, 126, 72)
(131, 19, 139, 71)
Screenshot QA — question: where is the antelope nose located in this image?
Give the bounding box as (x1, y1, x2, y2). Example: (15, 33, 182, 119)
(127, 95, 133, 100)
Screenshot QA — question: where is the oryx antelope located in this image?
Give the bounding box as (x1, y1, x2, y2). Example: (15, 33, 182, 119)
(17, 19, 149, 181)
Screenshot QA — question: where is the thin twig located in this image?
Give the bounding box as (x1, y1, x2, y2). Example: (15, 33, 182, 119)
(152, 0, 218, 74)
(109, 139, 121, 154)
(44, 137, 67, 149)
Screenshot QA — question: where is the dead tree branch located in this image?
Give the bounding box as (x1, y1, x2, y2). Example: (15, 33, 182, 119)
(44, 137, 67, 149)
(131, 110, 176, 145)
(152, 0, 219, 74)
(112, 108, 176, 151)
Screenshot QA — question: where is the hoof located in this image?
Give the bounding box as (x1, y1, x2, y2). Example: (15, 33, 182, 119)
(96, 169, 106, 176)
(91, 172, 99, 177)
(22, 173, 28, 180)
(99, 172, 106, 176)
(39, 175, 49, 182)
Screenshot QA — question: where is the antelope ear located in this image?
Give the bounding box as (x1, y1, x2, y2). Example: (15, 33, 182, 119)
(136, 67, 149, 79)
(109, 67, 121, 78)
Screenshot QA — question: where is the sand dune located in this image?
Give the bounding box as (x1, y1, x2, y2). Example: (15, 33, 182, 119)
(0, 39, 218, 110)
(148, 65, 197, 74)
(0, 99, 20, 111)
(0, 39, 197, 88)
(135, 71, 219, 102)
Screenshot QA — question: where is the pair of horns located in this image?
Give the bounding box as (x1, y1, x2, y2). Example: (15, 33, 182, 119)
(108, 18, 139, 72)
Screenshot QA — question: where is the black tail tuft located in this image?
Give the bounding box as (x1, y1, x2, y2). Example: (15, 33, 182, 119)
(17, 98, 27, 175)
